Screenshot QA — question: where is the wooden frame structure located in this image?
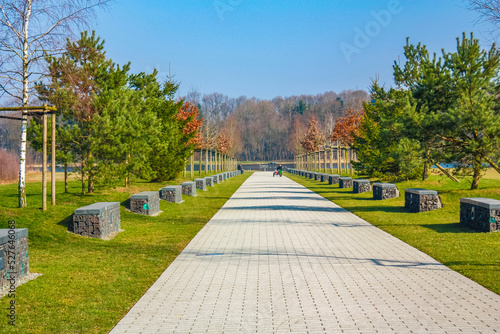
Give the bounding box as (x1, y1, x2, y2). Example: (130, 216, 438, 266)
(0, 105, 57, 210)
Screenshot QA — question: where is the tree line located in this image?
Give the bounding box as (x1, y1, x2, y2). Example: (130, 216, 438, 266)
(187, 89, 369, 162)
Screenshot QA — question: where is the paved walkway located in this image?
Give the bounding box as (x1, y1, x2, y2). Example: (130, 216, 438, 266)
(111, 172, 500, 333)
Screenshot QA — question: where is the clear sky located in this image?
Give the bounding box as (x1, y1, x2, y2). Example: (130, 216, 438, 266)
(93, 0, 495, 100)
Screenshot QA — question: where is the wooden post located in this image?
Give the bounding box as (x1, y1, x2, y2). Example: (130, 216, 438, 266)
(51, 112, 56, 206)
(42, 113, 47, 211)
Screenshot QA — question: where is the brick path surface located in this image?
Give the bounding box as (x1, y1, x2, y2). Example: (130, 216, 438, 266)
(111, 172, 500, 333)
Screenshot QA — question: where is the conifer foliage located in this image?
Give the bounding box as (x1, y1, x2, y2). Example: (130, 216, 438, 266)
(354, 33, 500, 188)
(28, 31, 203, 192)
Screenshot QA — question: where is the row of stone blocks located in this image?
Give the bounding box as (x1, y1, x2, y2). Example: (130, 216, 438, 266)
(0, 229, 29, 291)
(69, 171, 242, 239)
(290, 169, 500, 232)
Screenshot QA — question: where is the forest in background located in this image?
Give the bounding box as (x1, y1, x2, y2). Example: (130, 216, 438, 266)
(185, 89, 369, 162)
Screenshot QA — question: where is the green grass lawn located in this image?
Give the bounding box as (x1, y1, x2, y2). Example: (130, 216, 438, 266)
(0, 171, 251, 334)
(286, 171, 500, 296)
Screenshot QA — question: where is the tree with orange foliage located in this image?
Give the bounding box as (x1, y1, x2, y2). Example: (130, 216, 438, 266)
(176, 101, 204, 147)
(329, 109, 364, 146)
(300, 116, 324, 152)
(216, 132, 232, 154)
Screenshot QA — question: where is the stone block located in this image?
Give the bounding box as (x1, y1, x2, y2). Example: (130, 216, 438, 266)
(0, 229, 29, 290)
(204, 176, 214, 187)
(460, 198, 500, 232)
(405, 188, 442, 213)
(213, 175, 219, 184)
(373, 183, 400, 200)
(71, 202, 121, 239)
(195, 178, 207, 191)
(320, 174, 329, 182)
(339, 177, 353, 188)
(130, 191, 160, 215)
(160, 185, 183, 203)
(328, 174, 340, 185)
(314, 173, 321, 181)
(353, 179, 371, 193)
(181, 182, 197, 196)
(218, 174, 224, 183)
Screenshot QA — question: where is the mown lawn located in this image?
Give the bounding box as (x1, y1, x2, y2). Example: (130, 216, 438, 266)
(0, 171, 251, 334)
(287, 170, 500, 296)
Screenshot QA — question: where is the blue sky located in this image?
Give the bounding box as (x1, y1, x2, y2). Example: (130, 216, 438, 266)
(94, 0, 495, 100)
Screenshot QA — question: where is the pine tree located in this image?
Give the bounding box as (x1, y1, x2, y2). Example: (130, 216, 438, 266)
(439, 33, 500, 189)
(393, 39, 457, 180)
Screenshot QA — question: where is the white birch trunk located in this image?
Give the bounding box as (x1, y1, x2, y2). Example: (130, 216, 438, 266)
(18, 1, 32, 208)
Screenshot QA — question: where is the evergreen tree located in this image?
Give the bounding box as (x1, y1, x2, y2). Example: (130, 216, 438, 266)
(393, 39, 457, 180)
(352, 82, 423, 180)
(439, 33, 500, 189)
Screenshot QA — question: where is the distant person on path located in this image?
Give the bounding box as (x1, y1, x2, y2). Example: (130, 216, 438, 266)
(238, 164, 244, 173)
(277, 164, 282, 177)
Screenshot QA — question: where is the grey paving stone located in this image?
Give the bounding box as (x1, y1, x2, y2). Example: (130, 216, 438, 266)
(111, 172, 500, 334)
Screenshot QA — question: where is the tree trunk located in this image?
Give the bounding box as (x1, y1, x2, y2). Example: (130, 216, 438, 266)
(422, 150, 430, 181)
(87, 152, 94, 193)
(81, 162, 86, 195)
(471, 157, 481, 190)
(88, 171, 94, 193)
(205, 148, 208, 175)
(18, 3, 33, 208)
(64, 163, 68, 193)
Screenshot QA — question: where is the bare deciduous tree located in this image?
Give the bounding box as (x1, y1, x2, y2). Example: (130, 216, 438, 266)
(467, 0, 500, 31)
(0, 0, 111, 207)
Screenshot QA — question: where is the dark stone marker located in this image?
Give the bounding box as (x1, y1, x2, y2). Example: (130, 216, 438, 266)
(130, 191, 160, 215)
(460, 198, 500, 232)
(373, 183, 400, 200)
(160, 185, 183, 203)
(181, 182, 197, 196)
(0, 229, 29, 290)
(213, 175, 219, 184)
(71, 202, 121, 239)
(320, 174, 328, 182)
(339, 177, 353, 188)
(204, 176, 213, 187)
(353, 179, 371, 193)
(328, 174, 340, 185)
(405, 188, 442, 213)
(195, 178, 207, 191)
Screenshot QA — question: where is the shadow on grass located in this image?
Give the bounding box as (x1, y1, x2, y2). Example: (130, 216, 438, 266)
(57, 215, 72, 229)
(422, 223, 482, 234)
(340, 205, 406, 214)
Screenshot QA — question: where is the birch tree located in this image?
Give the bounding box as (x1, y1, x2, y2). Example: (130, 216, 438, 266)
(0, 0, 110, 207)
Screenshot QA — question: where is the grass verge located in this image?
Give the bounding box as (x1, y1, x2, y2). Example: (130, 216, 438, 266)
(286, 171, 500, 295)
(0, 171, 251, 334)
